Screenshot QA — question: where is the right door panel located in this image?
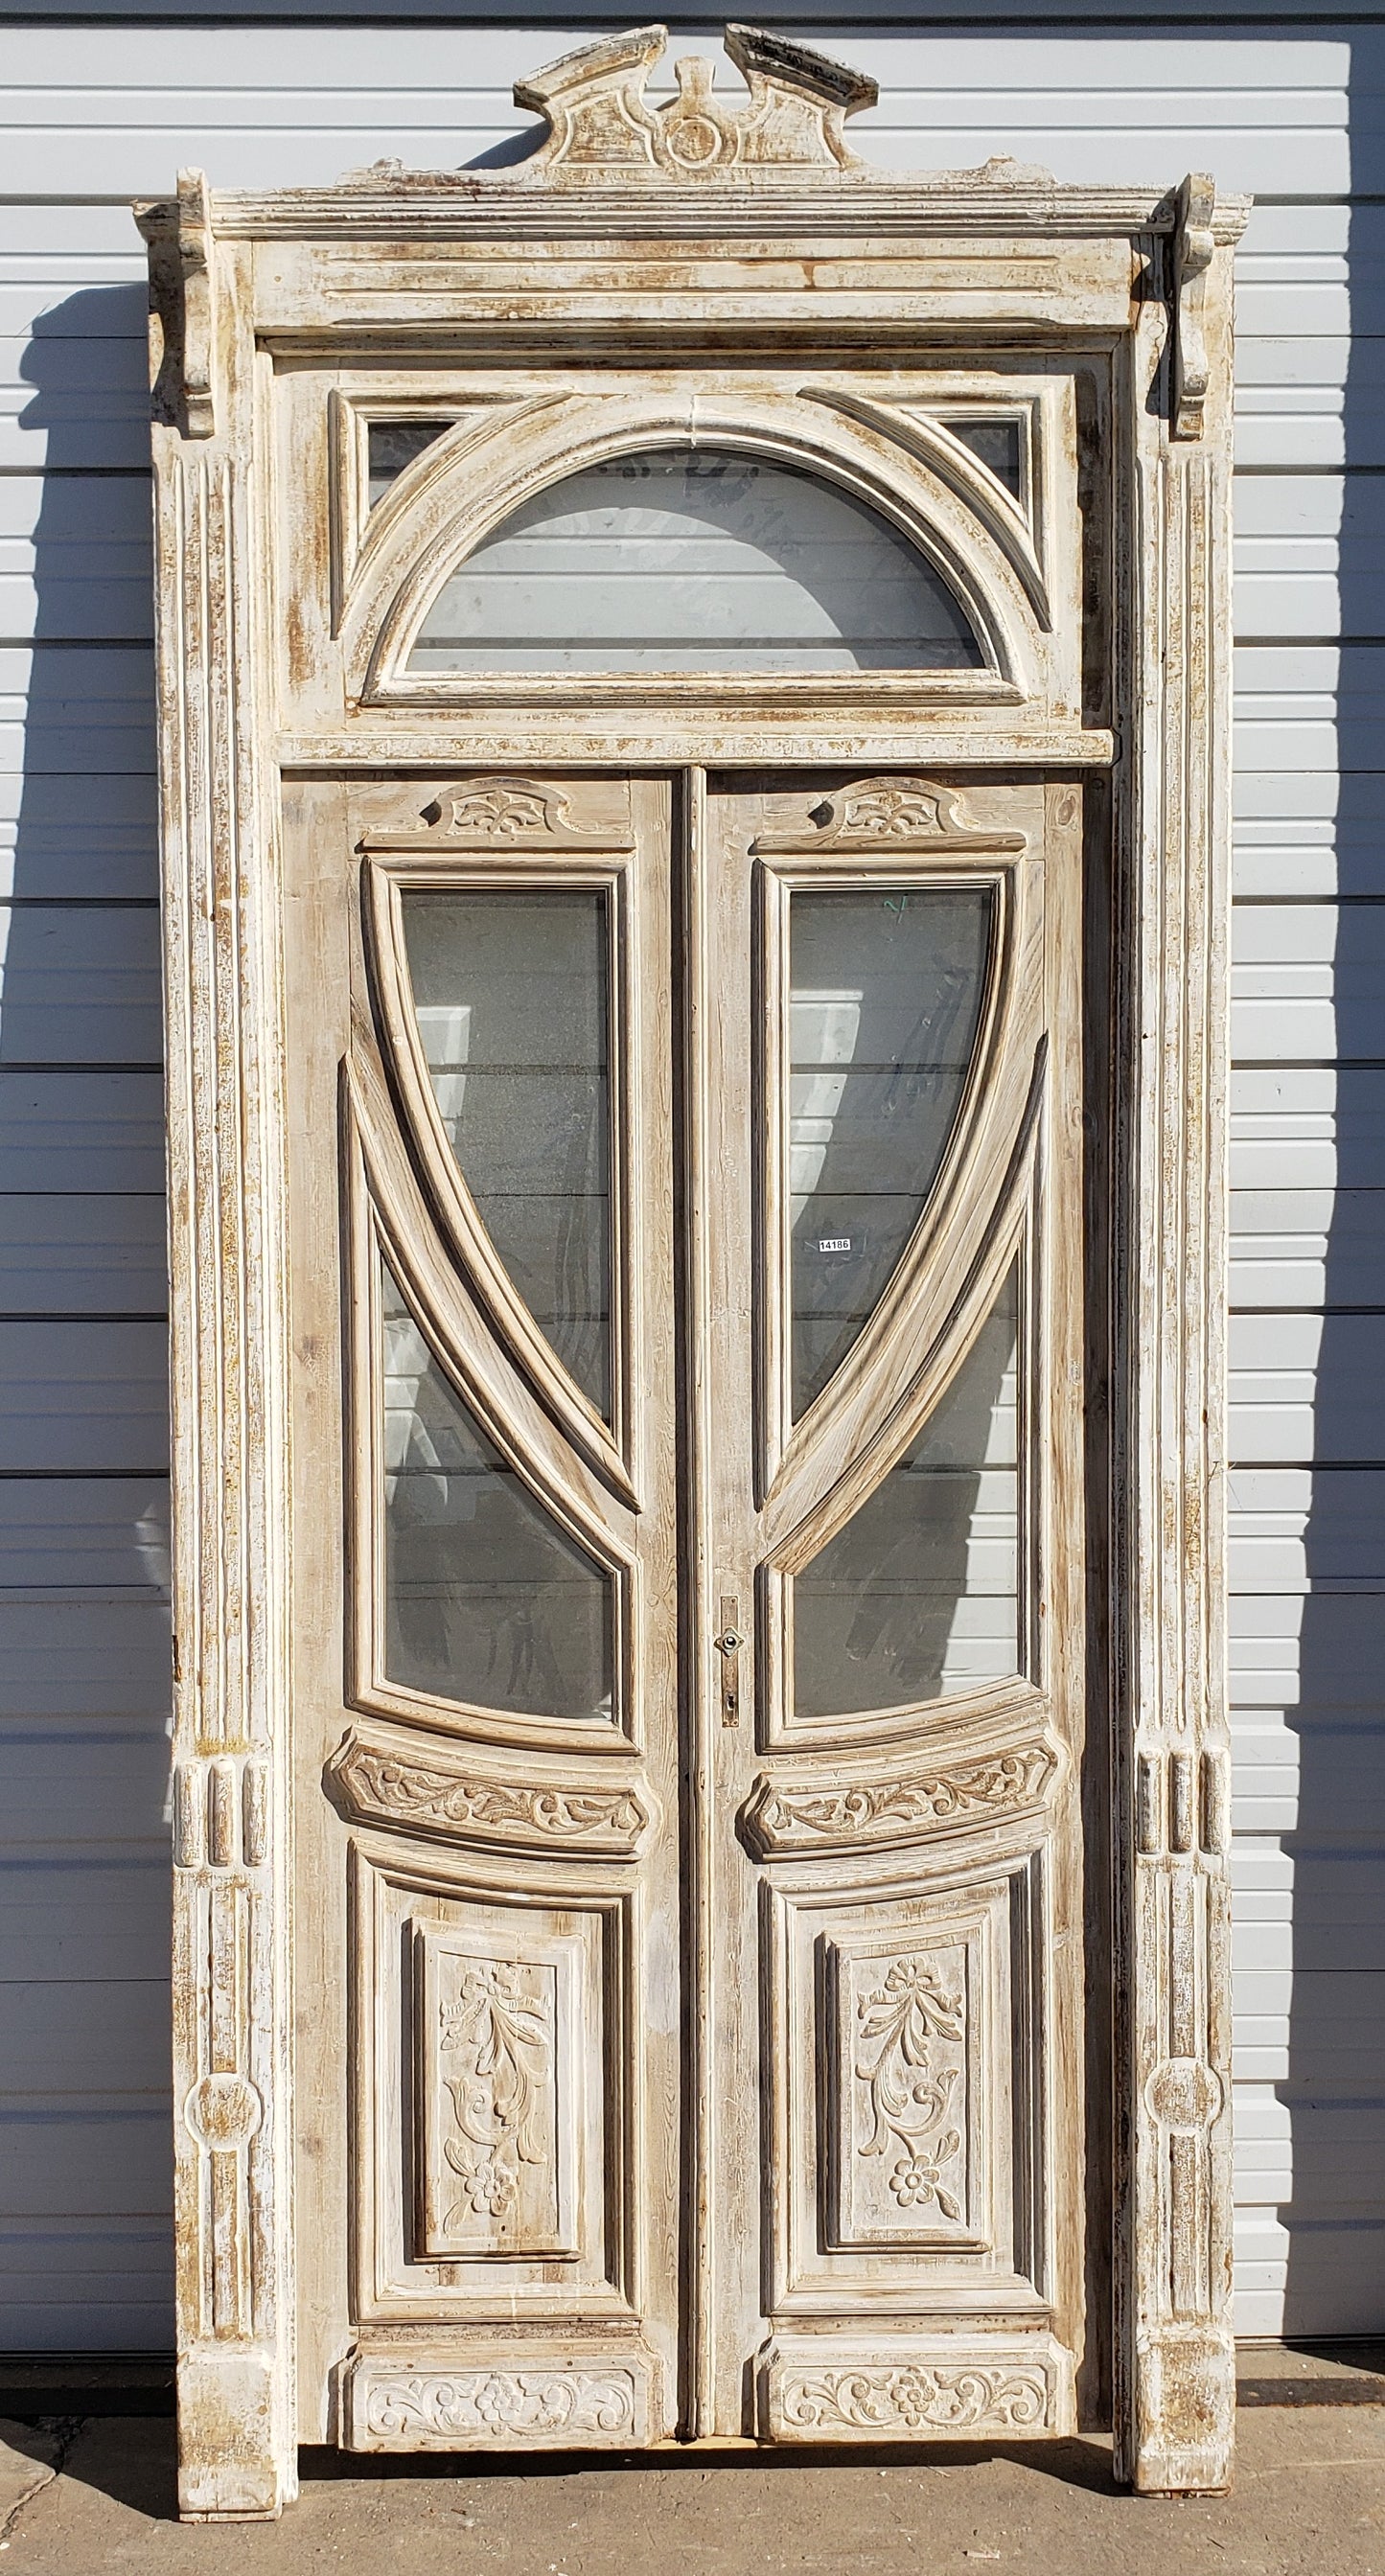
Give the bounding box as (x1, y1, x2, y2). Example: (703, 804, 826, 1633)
(700, 773, 1095, 2441)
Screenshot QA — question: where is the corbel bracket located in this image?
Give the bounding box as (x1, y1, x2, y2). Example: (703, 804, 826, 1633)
(136, 167, 219, 440)
(1170, 172, 1216, 442)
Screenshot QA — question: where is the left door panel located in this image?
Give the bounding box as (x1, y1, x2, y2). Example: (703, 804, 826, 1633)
(283, 772, 681, 2449)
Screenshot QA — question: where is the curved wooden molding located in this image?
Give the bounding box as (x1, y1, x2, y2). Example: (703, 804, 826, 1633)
(740, 1731, 1059, 1859)
(328, 1725, 655, 1857)
(804, 390, 1053, 631)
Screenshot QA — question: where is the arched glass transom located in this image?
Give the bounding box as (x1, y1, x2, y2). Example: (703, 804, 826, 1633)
(407, 447, 986, 676)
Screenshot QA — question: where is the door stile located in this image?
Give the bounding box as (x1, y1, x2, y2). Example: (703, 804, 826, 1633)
(675, 763, 718, 2438)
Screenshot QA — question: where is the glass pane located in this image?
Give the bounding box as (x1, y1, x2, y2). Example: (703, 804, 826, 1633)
(789, 886, 992, 1415)
(408, 447, 983, 676)
(368, 420, 450, 507)
(947, 417, 1024, 500)
(402, 889, 612, 1418)
(381, 1272, 614, 1720)
(794, 1264, 1020, 1720)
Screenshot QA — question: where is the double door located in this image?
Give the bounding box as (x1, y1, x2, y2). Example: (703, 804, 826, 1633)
(285, 765, 1095, 2448)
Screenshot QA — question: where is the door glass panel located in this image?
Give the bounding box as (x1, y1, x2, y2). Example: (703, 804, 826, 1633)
(793, 1263, 1020, 1719)
(947, 417, 1025, 501)
(408, 448, 984, 675)
(789, 885, 992, 1415)
(381, 1270, 614, 1720)
(401, 888, 612, 1419)
(368, 420, 450, 507)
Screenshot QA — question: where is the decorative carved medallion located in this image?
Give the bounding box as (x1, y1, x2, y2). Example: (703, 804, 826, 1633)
(769, 2358, 1053, 2437)
(516, 24, 879, 176)
(183, 2071, 264, 2153)
(854, 1955, 967, 2225)
(361, 2367, 639, 2444)
(742, 1741, 1055, 1857)
(330, 1734, 652, 1857)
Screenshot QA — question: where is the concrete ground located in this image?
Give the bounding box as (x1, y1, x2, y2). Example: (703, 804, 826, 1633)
(3, 2352, 1385, 2574)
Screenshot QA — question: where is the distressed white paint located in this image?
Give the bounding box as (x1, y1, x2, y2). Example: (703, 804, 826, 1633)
(0, 11, 1373, 2388)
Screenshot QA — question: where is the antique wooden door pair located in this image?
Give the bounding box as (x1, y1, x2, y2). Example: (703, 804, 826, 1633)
(143, 25, 1245, 2512)
(287, 756, 1087, 2450)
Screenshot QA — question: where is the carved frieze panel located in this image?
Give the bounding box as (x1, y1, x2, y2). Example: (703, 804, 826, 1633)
(330, 1726, 653, 1859)
(741, 1736, 1057, 1859)
(758, 2334, 1073, 2441)
(340, 2346, 657, 2450)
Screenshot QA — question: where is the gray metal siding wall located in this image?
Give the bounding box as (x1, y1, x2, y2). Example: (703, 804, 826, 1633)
(0, 15, 1375, 2347)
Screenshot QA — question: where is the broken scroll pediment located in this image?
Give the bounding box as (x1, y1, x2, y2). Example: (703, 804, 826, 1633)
(513, 21, 880, 175)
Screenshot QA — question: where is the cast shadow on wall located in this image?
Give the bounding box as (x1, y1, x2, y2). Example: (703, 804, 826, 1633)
(5, 284, 173, 2351)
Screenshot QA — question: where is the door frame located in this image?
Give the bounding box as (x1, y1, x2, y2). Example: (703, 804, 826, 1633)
(138, 29, 1247, 2518)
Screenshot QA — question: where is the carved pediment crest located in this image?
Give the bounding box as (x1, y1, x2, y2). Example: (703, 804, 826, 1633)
(515, 22, 879, 175)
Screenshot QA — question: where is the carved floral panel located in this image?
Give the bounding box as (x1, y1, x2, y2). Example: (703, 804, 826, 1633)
(414, 1922, 580, 2261)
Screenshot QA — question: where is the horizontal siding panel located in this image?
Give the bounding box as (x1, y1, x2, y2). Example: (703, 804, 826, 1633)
(0, 31, 1352, 83)
(0, 1860, 167, 1983)
(1231, 1186, 1385, 1307)
(0, 2102, 170, 2205)
(0, 1196, 167, 1318)
(0, 906, 161, 1064)
(0, 1072, 165, 1193)
(0, 1598, 170, 1718)
(0, 1981, 169, 2091)
(0, 1481, 168, 1592)
(0, 1730, 169, 1849)
(0, 16, 1370, 2358)
(0, 1321, 168, 1473)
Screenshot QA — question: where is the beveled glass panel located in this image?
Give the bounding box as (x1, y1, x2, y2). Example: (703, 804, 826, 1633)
(401, 889, 612, 1417)
(794, 1264, 1020, 1720)
(789, 886, 992, 1415)
(381, 1272, 614, 1719)
(408, 447, 984, 675)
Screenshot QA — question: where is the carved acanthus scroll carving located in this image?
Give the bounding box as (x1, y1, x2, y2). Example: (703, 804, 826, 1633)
(742, 1741, 1055, 1857)
(329, 1732, 652, 1856)
(764, 2353, 1054, 2438)
(438, 1957, 555, 2227)
(362, 2369, 638, 2443)
(754, 775, 1027, 856)
(854, 1956, 966, 2223)
(516, 23, 879, 174)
